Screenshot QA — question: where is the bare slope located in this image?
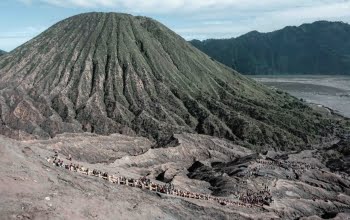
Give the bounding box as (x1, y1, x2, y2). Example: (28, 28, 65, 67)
(1, 133, 349, 219)
(0, 13, 344, 150)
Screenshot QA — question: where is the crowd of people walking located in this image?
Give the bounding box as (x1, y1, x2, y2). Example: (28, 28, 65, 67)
(46, 152, 272, 208)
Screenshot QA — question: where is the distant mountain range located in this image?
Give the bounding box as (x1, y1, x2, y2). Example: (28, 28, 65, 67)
(190, 21, 350, 75)
(0, 50, 6, 56)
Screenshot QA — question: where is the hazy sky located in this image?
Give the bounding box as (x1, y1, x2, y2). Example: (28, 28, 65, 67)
(1, 0, 350, 51)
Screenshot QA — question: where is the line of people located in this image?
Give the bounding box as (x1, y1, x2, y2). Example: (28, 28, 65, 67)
(46, 153, 269, 208)
(255, 159, 316, 171)
(238, 185, 272, 206)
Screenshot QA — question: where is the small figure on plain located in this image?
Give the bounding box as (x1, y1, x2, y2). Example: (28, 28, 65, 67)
(67, 154, 72, 161)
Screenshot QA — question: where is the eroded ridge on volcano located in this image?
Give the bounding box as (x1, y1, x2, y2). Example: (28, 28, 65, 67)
(0, 12, 346, 151)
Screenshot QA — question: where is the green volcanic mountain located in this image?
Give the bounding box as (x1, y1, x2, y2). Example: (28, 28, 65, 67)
(191, 21, 350, 75)
(0, 13, 344, 150)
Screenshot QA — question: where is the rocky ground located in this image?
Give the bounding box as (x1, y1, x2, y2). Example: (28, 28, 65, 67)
(1, 132, 349, 220)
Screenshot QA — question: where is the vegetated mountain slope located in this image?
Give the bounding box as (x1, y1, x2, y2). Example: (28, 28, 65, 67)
(0, 49, 6, 56)
(191, 21, 350, 75)
(0, 13, 344, 151)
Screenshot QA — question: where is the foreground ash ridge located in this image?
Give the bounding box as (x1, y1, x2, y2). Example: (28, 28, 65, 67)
(0, 12, 346, 151)
(1, 133, 349, 219)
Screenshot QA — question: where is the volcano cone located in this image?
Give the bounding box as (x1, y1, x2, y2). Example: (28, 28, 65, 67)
(0, 12, 339, 150)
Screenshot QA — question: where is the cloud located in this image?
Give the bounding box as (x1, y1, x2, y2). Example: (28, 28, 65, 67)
(175, 23, 251, 39)
(18, 0, 33, 5)
(0, 26, 47, 51)
(0, 26, 46, 39)
(11, 0, 350, 45)
(171, 0, 350, 39)
(271, 1, 350, 20)
(18, 0, 346, 12)
(18, 0, 350, 18)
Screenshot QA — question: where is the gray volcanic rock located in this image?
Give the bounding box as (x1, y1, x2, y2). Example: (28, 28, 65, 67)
(0, 12, 345, 151)
(323, 137, 350, 174)
(1, 133, 350, 219)
(0, 49, 6, 56)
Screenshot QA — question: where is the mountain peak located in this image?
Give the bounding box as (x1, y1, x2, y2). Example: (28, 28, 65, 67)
(0, 13, 342, 150)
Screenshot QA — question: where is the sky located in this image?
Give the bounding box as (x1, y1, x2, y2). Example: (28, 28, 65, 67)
(1, 0, 350, 51)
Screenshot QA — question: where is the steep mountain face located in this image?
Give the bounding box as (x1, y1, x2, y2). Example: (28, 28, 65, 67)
(0, 13, 344, 150)
(191, 21, 350, 75)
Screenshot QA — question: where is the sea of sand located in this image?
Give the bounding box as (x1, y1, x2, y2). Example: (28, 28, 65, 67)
(252, 75, 350, 118)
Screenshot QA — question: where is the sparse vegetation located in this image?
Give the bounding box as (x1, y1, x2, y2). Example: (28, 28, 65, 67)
(191, 21, 350, 75)
(0, 13, 346, 151)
